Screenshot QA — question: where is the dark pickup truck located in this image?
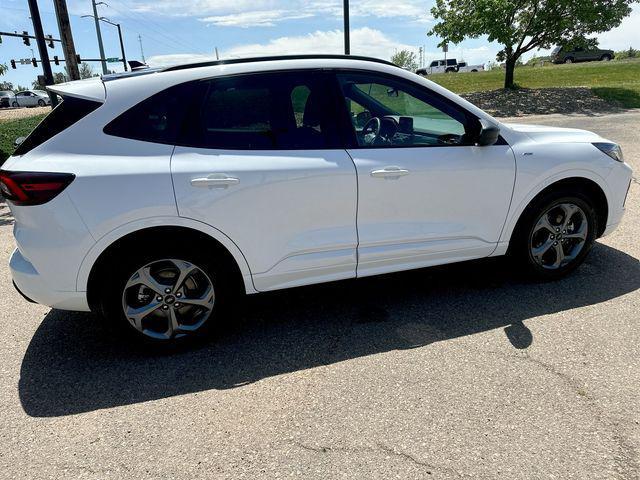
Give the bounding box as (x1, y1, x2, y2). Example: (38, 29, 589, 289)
(551, 46, 615, 64)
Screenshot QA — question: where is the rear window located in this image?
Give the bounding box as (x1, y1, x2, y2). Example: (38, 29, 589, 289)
(13, 96, 101, 156)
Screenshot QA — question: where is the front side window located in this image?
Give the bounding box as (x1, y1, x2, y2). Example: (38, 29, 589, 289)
(184, 71, 338, 150)
(336, 72, 474, 148)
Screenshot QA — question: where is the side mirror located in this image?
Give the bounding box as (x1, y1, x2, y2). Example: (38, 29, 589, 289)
(476, 119, 500, 146)
(386, 88, 399, 98)
(14, 137, 26, 147)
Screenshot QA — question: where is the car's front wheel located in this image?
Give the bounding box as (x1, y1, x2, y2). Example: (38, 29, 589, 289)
(99, 251, 228, 345)
(511, 190, 597, 280)
(564, 57, 574, 64)
(11, 101, 18, 107)
(37, 99, 46, 106)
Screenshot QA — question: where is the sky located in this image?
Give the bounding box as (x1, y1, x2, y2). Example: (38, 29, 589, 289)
(1, 0, 639, 88)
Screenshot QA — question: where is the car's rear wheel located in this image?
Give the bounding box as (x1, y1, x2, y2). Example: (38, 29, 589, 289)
(12, 101, 18, 107)
(600, 54, 612, 61)
(511, 190, 597, 280)
(99, 249, 231, 345)
(37, 99, 45, 106)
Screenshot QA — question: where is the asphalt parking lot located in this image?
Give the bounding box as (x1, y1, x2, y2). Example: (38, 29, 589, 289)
(0, 111, 638, 479)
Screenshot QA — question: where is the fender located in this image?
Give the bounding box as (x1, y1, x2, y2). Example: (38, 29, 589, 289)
(76, 216, 257, 294)
(499, 168, 611, 245)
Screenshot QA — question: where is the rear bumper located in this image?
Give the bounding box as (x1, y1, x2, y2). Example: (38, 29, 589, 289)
(10, 248, 90, 311)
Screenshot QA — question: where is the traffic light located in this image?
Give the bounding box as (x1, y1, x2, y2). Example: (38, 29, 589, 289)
(76, 54, 81, 63)
(53, 56, 60, 66)
(22, 31, 30, 46)
(47, 35, 54, 48)
(31, 58, 38, 67)
(10, 60, 16, 69)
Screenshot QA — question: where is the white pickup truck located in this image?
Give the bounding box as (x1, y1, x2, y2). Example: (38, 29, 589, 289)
(416, 59, 484, 75)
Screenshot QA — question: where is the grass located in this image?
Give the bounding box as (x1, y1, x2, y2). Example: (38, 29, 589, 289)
(428, 59, 640, 108)
(0, 114, 46, 165)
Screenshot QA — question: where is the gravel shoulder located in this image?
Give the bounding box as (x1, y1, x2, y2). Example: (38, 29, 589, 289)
(462, 87, 629, 117)
(0, 106, 51, 122)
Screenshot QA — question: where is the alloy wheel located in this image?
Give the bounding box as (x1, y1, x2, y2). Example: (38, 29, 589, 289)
(529, 203, 588, 270)
(121, 259, 215, 340)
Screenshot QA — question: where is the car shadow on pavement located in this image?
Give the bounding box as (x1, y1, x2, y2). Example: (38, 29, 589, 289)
(19, 242, 639, 417)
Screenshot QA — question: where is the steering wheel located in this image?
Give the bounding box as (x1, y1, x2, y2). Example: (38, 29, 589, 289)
(437, 133, 461, 145)
(362, 117, 382, 146)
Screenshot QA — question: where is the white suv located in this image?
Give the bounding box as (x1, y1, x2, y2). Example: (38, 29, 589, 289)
(1, 55, 632, 344)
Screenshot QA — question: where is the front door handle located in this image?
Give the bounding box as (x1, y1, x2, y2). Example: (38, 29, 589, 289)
(190, 174, 240, 188)
(370, 166, 410, 179)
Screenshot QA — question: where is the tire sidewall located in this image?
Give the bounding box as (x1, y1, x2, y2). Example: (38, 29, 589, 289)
(511, 192, 598, 280)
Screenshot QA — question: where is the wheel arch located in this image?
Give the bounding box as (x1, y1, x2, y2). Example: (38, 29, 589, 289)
(79, 218, 256, 310)
(503, 175, 609, 247)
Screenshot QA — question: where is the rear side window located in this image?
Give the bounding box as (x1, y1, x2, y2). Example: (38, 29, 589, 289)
(182, 71, 340, 150)
(104, 82, 195, 144)
(13, 96, 101, 156)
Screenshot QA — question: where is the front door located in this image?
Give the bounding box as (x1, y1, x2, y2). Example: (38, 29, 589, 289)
(171, 70, 358, 291)
(333, 71, 516, 277)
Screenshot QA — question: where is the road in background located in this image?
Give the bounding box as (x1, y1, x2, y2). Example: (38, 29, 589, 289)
(0, 112, 638, 479)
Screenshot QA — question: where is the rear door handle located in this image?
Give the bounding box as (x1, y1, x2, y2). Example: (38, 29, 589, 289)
(370, 166, 410, 179)
(190, 174, 240, 188)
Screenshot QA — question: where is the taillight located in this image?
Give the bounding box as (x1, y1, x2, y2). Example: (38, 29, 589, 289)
(0, 170, 75, 206)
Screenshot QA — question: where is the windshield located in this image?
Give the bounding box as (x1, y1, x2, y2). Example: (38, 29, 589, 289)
(551, 46, 561, 54)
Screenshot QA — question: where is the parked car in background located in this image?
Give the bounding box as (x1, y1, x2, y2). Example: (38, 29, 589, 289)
(1, 55, 633, 346)
(456, 62, 484, 73)
(12, 90, 51, 108)
(416, 59, 483, 75)
(0, 91, 16, 108)
(551, 46, 614, 64)
(416, 58, 459, 75)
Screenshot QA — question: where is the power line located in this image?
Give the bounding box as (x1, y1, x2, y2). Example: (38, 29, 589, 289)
(105, 2, 207, 55)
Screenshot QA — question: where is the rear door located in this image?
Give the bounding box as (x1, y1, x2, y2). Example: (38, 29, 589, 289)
(171, 70, 358, 291)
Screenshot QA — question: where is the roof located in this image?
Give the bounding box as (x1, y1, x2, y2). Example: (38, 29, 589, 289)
(161, 54, 396, 72)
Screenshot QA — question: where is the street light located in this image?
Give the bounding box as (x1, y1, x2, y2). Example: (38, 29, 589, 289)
(98, 17, 127, 71)
(81, 14, 127, 72)
(343, 0, 350, 55)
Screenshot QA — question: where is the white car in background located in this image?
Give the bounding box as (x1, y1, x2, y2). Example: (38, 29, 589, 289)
(12, 90, 51, 108)
(0, 55, 632, 345)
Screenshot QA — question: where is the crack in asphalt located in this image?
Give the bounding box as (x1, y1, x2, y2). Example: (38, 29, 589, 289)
(488, 351, 639, 480)
(294, 441, 474, 478)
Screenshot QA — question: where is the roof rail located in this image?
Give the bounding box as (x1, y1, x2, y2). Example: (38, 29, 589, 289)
(162, 54, 397, 72)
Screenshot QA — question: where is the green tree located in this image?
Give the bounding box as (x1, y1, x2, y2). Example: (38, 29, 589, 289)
(391, 50, 419, 71)
(0, 63, 7, 77)
(563, 35, 600, 51)
(429, 0, 636, 88)
(78, 62, 95, 79)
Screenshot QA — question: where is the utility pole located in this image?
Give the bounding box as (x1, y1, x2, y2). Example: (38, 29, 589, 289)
(343, 0, 350, 55)
(100, 18, 127, 71)
(52, 0, 80, 80)
(138, 34, 145, 63)
(27, 0, 58, 106)
(91, 0, 108, 74)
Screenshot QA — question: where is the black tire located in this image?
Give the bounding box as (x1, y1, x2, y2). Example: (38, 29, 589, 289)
(564, 57, 574, 64)
(37, 99, 45, 106)
(600, 55, 611, 61)
(98, 243, 236, 346)
(12, 101, 18, 107)
(509, 189, 598, 280)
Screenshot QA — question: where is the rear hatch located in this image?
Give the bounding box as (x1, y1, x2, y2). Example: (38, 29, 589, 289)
(2, 78, 105, 169)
